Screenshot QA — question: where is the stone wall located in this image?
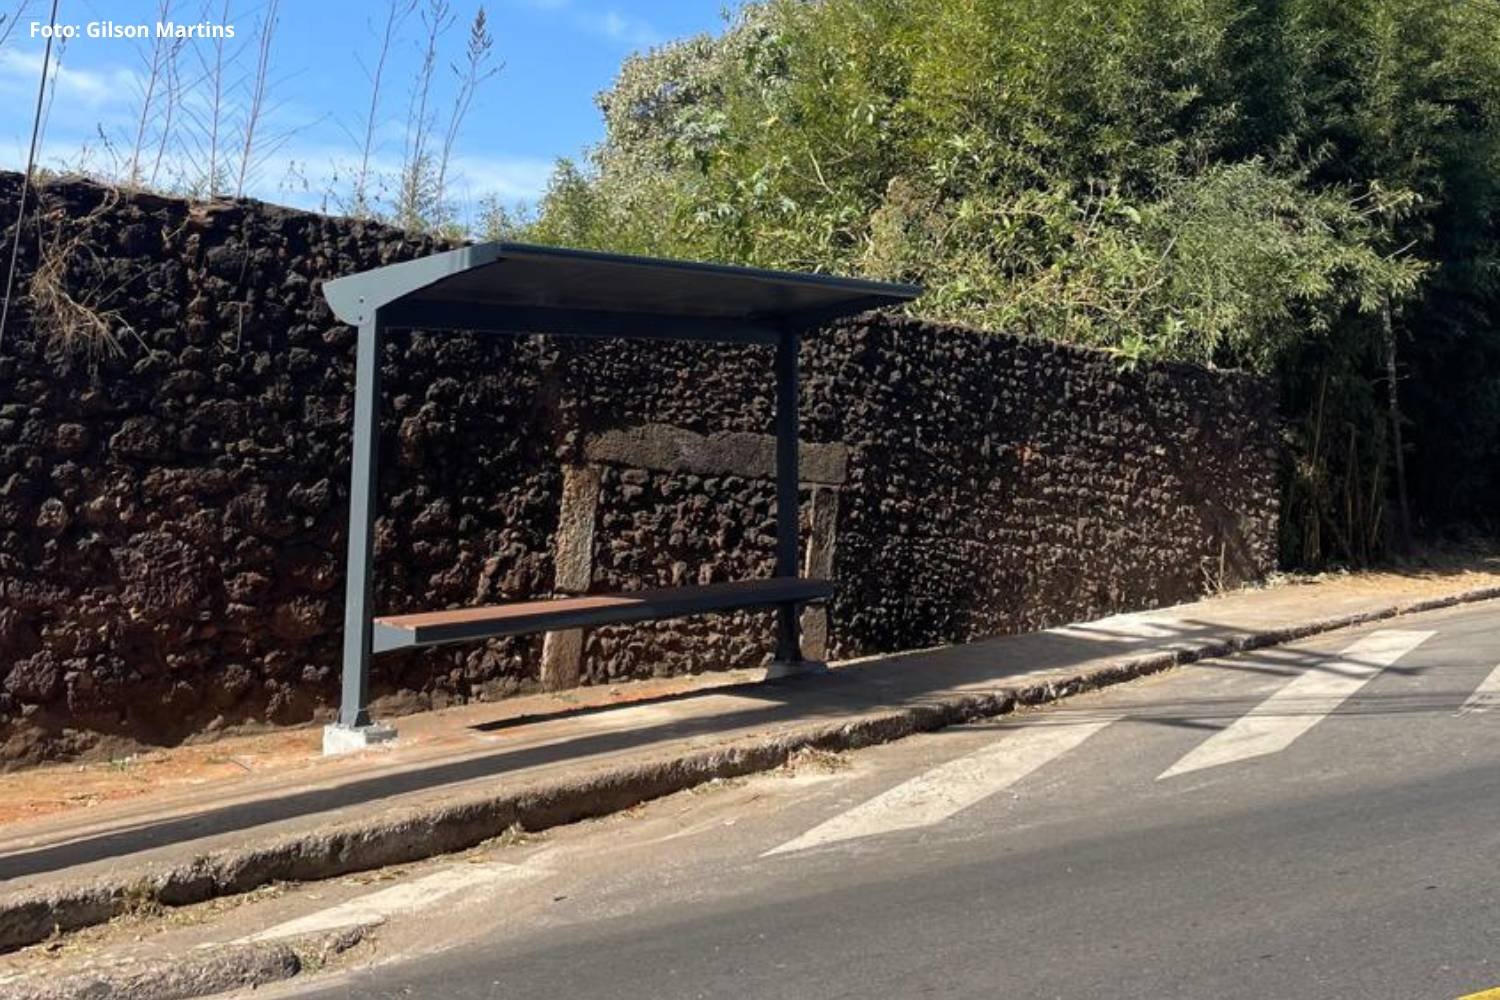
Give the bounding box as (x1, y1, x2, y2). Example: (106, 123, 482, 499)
(0, 175, 1280, 765)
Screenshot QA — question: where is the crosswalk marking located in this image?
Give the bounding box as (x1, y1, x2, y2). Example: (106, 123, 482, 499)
(1157, 629, 1434, 780)
(1457, 662, 1500, 716)
(764, 716, 1117, 856)
(240, 862, 544, 942)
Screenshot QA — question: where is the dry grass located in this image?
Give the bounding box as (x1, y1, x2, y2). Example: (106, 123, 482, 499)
(116, 879, 164, 921)
(781, 747, 852, 775)
(686, 774, 750, 795)
(26, 188, 144, 360)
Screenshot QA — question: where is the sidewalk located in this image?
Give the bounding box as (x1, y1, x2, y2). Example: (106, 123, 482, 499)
(2, 562, 1497, 955)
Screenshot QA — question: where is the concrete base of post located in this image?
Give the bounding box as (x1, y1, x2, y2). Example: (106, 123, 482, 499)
(322, 721, 398, 755)
(764, 659, 830, 681)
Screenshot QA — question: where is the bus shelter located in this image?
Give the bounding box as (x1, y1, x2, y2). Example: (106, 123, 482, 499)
(320, 243, 919, 751)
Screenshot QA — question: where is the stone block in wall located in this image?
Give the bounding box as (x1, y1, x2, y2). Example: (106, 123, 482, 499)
(799, 486, 840, 660)
(554, 465, 601, 593)
(585, 424, 847, 486)
(539, 628, 585, 692)
(540, 464, 601, 691)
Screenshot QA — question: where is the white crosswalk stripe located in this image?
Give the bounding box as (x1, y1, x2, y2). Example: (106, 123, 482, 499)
(1157, 629, 1434, 780)
(764, 716, 1117, 856)
(1458, 662, 1500, 715)
(239, 862, 545, 942)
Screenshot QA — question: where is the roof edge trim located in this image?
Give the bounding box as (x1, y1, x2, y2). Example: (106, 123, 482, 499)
(321, 243, 506, 325)
(320, 241, 921, 327)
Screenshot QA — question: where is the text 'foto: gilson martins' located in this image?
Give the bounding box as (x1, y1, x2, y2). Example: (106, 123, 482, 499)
(29, 20, 236, 40)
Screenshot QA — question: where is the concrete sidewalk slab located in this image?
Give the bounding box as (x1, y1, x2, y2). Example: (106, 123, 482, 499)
(0, 564, 1497, 953)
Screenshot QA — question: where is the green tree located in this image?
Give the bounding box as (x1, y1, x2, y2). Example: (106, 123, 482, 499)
(519, 0, 1500, 566)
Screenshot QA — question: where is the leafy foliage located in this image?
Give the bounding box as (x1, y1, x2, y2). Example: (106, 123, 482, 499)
(516, 0, 1500, 565)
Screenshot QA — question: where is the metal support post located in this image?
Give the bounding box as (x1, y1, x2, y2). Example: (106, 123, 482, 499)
(326, 312, 396, 752)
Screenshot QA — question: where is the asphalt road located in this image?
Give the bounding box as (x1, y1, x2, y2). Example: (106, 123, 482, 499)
(284, 602, 1500, 1000)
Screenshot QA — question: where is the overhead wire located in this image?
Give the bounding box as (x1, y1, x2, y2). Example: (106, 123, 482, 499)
(0, 0, 63, 350)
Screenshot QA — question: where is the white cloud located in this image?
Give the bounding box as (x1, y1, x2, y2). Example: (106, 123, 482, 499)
(511, 1, 661, 50)
(0, 112, 556, 230)
(0, 47, 138, 112)
(0, 32, 560, 230)
(583, 9, 661, 49)
(446, 152, 555, 202)
(216, 139, 556, 224)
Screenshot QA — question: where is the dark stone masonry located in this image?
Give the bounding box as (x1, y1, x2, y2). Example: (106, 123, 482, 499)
(0, 174, 1280, 766)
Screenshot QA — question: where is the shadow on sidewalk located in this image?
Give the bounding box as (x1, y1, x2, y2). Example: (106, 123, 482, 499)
(0, 614, 1320, 882)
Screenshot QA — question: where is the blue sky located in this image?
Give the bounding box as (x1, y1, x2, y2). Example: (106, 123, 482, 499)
(0, 0, 731, 224)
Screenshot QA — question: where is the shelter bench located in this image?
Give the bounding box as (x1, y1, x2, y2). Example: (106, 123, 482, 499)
(373, 578, 834, 652)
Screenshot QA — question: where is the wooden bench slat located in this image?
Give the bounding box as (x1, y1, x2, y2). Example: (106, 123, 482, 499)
(372, 578, 832, 652)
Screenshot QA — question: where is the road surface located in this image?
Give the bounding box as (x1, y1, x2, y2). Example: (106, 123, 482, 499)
(276, 601, 1500, 1000)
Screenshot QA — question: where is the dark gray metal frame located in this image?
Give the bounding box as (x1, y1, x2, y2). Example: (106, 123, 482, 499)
(323, 243, 919, 732)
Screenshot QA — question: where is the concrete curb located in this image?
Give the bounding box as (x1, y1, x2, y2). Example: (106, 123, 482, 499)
(2, 924, 369, 1000)
(3, 583, 1497, 958)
